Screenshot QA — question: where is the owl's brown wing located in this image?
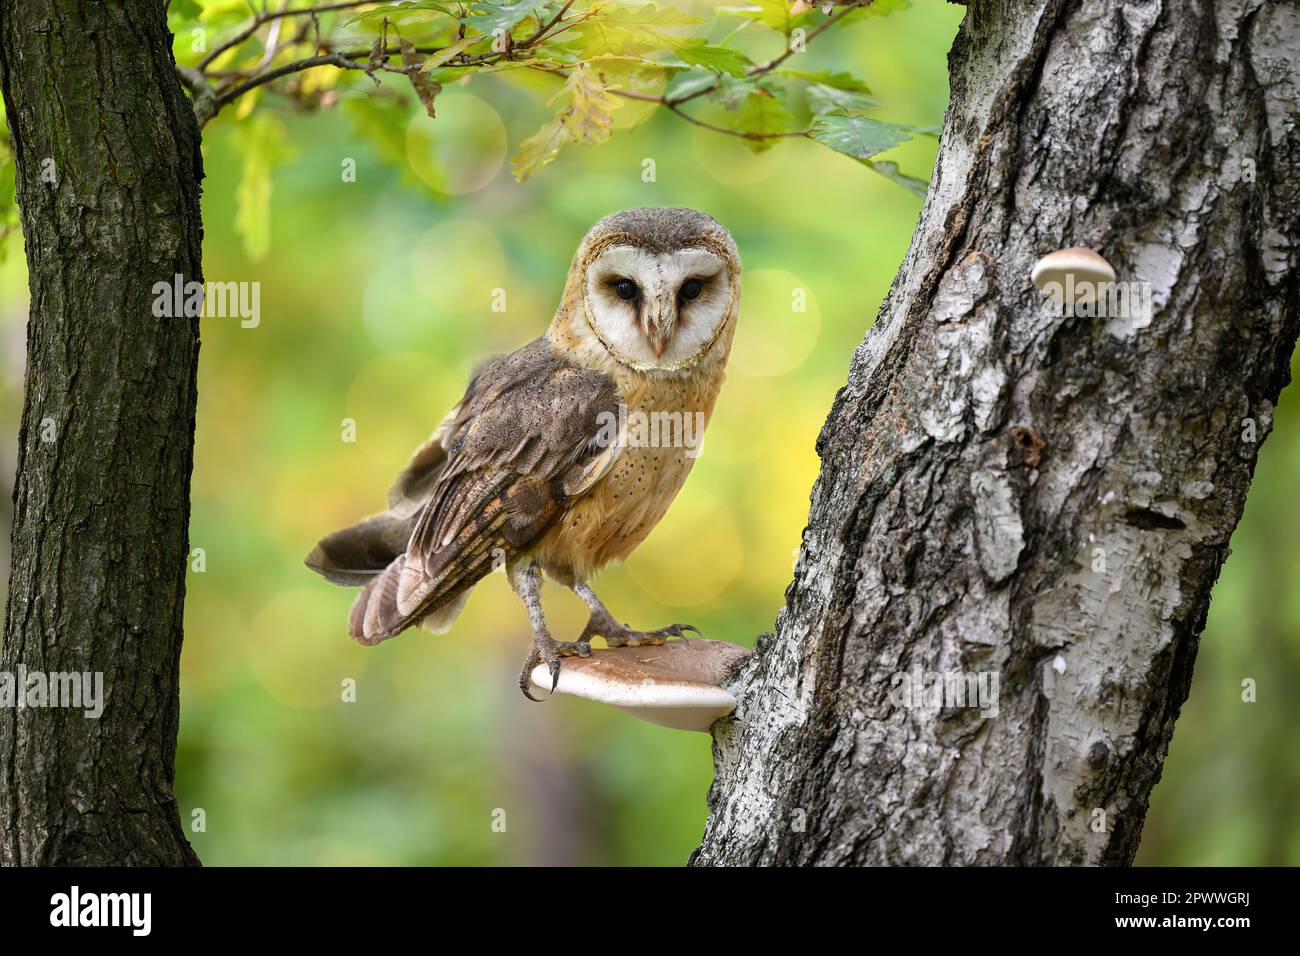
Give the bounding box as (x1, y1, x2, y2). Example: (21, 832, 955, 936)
(305, 353, 528, 587)
(346, 339, 621, 645)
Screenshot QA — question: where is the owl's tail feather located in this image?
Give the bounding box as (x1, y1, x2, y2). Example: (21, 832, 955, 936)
(347, 558, 405, 644)
(304, 511, 417, 587)
(345, 556, 472, 645)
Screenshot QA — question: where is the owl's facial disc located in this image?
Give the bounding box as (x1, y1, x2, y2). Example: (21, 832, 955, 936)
(584, 244, 733, 370)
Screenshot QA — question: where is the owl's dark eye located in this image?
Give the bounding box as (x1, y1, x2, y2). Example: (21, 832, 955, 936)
(680, 279, 703, 301)
(615, 279, 639, 301)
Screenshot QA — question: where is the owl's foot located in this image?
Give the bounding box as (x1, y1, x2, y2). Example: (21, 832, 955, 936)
(570, 581, 699, 649)
(510, 560, 592, 701)
(579, 616, 700, 648)
(517, 633, 592, 702)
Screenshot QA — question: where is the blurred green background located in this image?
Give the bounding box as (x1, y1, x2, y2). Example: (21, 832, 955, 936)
(1, 1, 1296, 866)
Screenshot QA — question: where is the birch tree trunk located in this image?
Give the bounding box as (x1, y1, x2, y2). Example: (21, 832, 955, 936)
(0, 0, 202, 865)
(693, 0, 1300, 866)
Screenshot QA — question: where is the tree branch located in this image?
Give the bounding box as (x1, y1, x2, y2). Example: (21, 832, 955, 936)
(198, 0, 374, 70)
(663, 102, 812, 142)
(210, 50, 417, 113)
(175, 0, 862, 143)
(667, 1, 856, 108)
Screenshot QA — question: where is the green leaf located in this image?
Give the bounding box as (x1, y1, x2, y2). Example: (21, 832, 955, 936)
(719, 0, 814, 36)
(461, 0, 550, 36)
(840, 0, 912, 24)
(566, 2, 704, 57)
(167, 0, 203, 21)
(232, 114, 293, 261)
(196, 0, 252, 26)
(347, 2, 459, 26)
(343, 95, 438, 196)
(0, 155, 14, 224)
(664, 67, 722, 101)
(810, 113, 913, 160)
(867, 159, 929, 197)
(779, 68, 871, 93)
(422, 35, 481, 70)
(712, 74, 760, 110)
(734, 90, 795, 152)
(586, 54, 682, 96)
(0, 130, 16, 264)
(806, 83, 880, 115)
(671, 39, 751, 76)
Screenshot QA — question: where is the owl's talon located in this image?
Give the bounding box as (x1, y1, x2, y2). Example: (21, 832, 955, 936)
(518, 653, 562, 702)
(661, 623, 700, 643)
(518, 627, 566, 702)
(518, 647, 547, 702)
(519, 659, 544, 701)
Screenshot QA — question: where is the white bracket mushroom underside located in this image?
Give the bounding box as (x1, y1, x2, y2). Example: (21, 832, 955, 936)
(529, 639, 751, 732)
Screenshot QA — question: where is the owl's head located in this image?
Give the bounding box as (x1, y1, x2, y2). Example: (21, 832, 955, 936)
(569, 207, 740, 373)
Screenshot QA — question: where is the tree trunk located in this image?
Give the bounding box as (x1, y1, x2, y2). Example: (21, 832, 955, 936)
(0, 0, 202, 865)
(693, 0, 1300, 866)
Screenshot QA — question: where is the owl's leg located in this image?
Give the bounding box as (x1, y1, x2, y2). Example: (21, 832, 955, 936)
(510, 560, 590, 702)
(571, 582, 700, 648)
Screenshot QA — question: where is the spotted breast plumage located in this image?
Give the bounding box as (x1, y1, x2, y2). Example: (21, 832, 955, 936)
(306, 207, 742, 697)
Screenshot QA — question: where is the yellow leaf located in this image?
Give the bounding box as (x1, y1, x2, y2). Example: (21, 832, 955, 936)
(234, 86, 260, 120)
(561, 68, 621, 145)
(511, 117, 569, 181)
(511, 67, 623, 180)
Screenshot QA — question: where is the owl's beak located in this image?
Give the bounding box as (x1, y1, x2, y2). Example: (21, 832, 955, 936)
(646, 302, 676, 357)
(649, 330, 668, 357)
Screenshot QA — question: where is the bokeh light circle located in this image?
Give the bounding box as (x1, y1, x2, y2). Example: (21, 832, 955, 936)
(406, 92, 507, 194)
(409, 218, 507, 318)
(363, 258, 437, 352)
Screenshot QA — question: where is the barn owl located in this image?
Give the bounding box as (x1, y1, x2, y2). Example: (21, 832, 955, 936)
(306, 208, 741, 698)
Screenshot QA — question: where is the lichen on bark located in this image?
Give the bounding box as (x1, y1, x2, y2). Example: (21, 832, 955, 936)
(0, 0, 203, 866)
(693, 0, 1300, 866)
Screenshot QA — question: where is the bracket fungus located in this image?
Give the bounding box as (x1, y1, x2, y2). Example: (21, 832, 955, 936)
(528, 638, 750, 732)
(1031, 247, 1116, 304)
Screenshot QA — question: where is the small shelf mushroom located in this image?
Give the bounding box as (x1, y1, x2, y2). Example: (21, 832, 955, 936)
(1031, 247, 1116, 305)
(528, 639, 750, 732)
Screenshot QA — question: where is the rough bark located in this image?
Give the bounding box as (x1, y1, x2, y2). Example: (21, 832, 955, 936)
(0, 0, 202, 864)
(693, 0, 1300, 866)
